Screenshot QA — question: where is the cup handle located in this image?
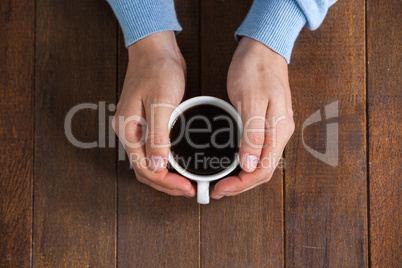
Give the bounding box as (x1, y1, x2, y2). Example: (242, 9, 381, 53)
(197, 181, 210, 204)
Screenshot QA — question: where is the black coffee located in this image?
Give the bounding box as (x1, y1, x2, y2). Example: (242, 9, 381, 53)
(169, 104, 240, 175)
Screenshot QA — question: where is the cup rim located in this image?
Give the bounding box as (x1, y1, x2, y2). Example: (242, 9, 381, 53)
(168, 96, 243, 182)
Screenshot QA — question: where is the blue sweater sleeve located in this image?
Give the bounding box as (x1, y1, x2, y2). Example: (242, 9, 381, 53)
(106, 0, 182, 47)
(235, 0, 338, 63)
(106, 0, 336, 63)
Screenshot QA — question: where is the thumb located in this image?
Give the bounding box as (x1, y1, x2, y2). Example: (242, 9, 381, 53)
(144, 102, 176, 172)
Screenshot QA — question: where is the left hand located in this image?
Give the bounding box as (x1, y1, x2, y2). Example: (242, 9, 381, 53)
(211, 37, 295, 199)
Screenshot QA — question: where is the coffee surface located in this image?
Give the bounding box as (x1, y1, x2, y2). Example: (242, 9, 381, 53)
(170, 104, 239, 175)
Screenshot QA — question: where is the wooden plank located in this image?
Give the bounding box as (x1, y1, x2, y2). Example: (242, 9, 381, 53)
(367, 0, 401, 266)
(176, 1, 201, 99)
(116, 1, 200, 266)
(0, 0, 34, 266)
(33, 0, 117, 266)
(285, 1, 368, 266)
(200, 1, 284, 267)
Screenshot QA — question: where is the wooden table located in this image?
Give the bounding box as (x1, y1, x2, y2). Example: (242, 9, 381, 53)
(1, 0, 400, 267)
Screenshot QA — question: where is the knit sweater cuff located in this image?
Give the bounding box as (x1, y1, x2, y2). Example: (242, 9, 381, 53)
(107, 0, 182, 47)
(235, 0, 307, 63)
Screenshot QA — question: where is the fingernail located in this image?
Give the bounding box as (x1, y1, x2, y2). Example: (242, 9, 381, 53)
(213, 195, 224, 200)
(243, 154, 258, 172)
(148, 155, 165, 171)
(183, 194, 194, 198)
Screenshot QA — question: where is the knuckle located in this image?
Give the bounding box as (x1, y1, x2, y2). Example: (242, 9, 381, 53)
(112, 115, 118, 134)
(133, 162, 148, 177)
(113, 113, 144, 139)
(287, 120, 295, 138)
(126, 119, 144, 131)
(288, 109, 294, 118)
(125, 121, 143, 144)
(149, 173, 163, 184)
(261, 168, 274, 180)
(135, 174, 147, 184)
(262, 176, 272, 184)
(147, 131, 169, 147)
(245, 132, 265, 147)
(287, 119, 295, 136)
(255, 173, 272, 186)
(135, 169, 147, 179)
(278, 118, 295, 141)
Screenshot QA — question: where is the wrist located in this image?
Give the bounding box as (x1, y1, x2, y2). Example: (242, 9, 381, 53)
(229, 37, 289, 90)
(128, 31, 181, 64)
(234, 0, 306, 63)
(236, 37, 287, 66)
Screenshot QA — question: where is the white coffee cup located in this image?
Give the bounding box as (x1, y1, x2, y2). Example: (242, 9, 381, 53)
(168, 96, 243, 204)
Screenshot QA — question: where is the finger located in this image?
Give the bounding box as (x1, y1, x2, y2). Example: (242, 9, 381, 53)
(113, 102, 148, 176)
(127, 146, 196, 196)
(138, 167, 196, 195)
(135, 171, 195, 197)
(114, 100, 194, 196)
(210, 169, 270, 198)
(216, 107, 292, 195)
(262, 97, 294, 168)
(210, 128, 275, 198)
(143, 99, 176, 172)
(113, 99, 146, 151)
(236, 98, 268, 173)
(125, 136, 196, 197)
(211, 98, 294, 198)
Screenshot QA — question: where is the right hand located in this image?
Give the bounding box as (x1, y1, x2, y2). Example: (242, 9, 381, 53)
(112, 31, 196, 198)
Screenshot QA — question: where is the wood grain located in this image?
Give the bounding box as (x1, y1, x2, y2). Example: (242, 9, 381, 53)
(3, 0, 400, 265)
(116, 1, 200, 267)
(0, 0, 34, 266)
(34, 0, 117, 266)
(286, 1, 368, 267)
(176, 1, 201, 99)
(200, 1, 284, 267)
(367, 0, 401, 266)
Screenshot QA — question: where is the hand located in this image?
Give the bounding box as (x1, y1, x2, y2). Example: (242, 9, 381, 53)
(113, 31, 196, 198)
(211, 37, 295, 199)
